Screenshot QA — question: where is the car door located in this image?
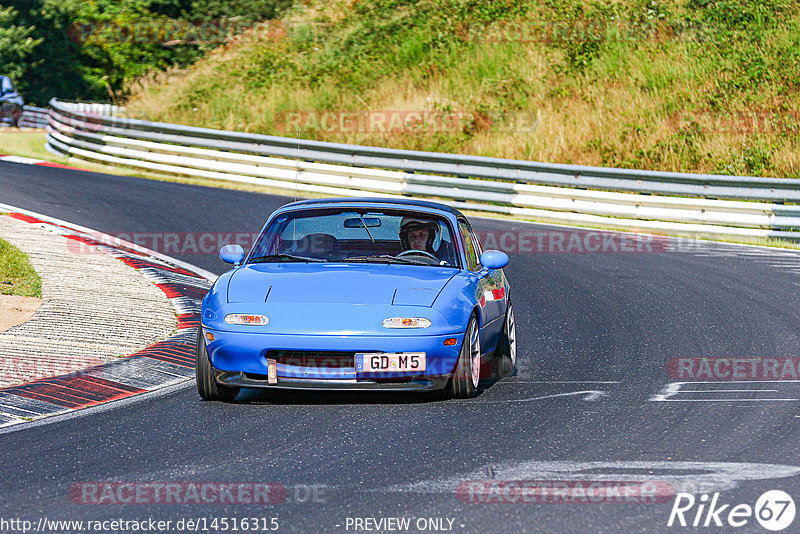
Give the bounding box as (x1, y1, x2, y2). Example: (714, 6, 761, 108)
(458, 219, 503, 354)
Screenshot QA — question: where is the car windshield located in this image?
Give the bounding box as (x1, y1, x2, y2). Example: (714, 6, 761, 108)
(247, 207, 460, 268)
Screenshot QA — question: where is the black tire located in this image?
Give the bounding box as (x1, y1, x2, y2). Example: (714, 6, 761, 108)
(491, 301, 517, 379)
(195, 328, 239, 402)
(446, 316, 481, 399)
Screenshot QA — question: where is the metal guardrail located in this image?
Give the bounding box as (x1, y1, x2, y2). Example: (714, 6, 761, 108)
(18, 103, 123, 129)
(18, 105, 49, 128)
(45, 98, 800, 240)
(0, 105, 44, 128)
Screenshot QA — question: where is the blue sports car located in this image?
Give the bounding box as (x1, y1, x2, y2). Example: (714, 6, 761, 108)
(196, 198, 516, 400)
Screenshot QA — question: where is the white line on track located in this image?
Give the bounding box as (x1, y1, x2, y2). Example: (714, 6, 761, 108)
(680, 389, 780, 393)
(656, 399, 799, 402)
(650, 381, 800, 402)
(463, 390, 609, 404)
(496, 380, 620, 384)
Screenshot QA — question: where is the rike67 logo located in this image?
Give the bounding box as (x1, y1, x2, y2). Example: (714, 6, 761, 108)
(668, 490, 796, 531)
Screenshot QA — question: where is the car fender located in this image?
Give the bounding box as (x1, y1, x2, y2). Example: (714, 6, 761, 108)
(433, 272, 486, 333)
(201, 269, 236, 324)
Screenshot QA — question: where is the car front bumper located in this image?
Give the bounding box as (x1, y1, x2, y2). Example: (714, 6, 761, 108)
(214, 371, 449, 391)
(203, 328, 464, 390)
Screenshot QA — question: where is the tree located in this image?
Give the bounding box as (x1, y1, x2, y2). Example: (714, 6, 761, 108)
(0, 6, 42, 84)
(1, 0, 292, 104)
(185, 0, 292, 22)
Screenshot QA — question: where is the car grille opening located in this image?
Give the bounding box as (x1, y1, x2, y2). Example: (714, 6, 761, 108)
(264, 350, 356, 369)
(371, 377, 413, 383)
(243, 372, 272, 381)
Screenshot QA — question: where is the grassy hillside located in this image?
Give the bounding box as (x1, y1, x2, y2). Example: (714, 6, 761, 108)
(125, 0, 800, 178)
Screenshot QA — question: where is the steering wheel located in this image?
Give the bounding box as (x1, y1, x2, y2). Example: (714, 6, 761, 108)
(397, 249, 439, 262)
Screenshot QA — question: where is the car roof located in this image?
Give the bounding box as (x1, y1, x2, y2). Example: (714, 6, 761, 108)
(280, 197, 466, 218)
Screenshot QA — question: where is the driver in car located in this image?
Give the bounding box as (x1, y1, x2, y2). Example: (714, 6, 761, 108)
(398, 217, 456, 266)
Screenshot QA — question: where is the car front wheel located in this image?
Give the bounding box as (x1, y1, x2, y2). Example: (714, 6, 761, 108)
(195, 328, 239, 402)
(446, 316, 481, 399)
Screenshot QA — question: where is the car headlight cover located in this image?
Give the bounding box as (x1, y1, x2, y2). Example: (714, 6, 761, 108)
(224, 314, 269, 325)
(383, 317, 431, 328)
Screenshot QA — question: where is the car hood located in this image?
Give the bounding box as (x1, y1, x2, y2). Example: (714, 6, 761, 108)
(227, 263, 458, 306)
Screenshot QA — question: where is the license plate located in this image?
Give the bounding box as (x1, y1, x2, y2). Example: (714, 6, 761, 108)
(355, 352, 426, 372)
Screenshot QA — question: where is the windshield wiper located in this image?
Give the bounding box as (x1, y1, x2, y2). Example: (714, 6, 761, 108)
(249, 253, 327, 263)
(344, 254, 429, 265)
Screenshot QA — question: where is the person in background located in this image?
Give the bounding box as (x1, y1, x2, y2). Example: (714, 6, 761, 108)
(0, 76, 24, 127)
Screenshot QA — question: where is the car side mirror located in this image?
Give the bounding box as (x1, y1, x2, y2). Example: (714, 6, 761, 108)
(480, 250, 509, 269)
(219, 244, 245, 266)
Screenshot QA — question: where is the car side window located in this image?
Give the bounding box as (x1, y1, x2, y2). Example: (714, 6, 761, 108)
(458, 220, 480, 271)
(469, 226, 483, 257)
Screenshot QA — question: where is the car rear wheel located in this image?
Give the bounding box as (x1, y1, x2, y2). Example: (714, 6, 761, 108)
(195, 328, 239, 402)
(491, 301, 517, 378)
(447, 316, 481, 399)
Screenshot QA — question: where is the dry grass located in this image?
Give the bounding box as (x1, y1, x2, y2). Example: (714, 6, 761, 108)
(0, 131, 56, 161)
(119, 0, 800, 180)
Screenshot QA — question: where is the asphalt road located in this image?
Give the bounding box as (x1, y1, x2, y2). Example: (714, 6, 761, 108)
(2, 161, 800, 533)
